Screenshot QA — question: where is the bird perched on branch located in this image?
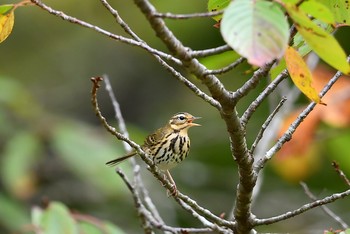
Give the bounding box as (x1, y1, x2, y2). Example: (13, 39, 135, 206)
(106, 112, 201, 195)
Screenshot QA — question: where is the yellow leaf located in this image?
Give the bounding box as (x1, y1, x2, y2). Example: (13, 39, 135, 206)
(284, 46, 326, 105)
(0, 8, 15, 43)
(285, 3, 350, 74)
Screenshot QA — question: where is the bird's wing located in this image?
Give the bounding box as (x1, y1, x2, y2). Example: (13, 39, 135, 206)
(143, 126, 168, 147)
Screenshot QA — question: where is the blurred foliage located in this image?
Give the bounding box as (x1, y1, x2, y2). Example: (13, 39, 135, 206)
(0, 0, 350, 233)
(29, 201, 125, 234)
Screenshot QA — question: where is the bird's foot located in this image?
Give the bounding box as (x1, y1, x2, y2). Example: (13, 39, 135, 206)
(166, 184, 178, 197)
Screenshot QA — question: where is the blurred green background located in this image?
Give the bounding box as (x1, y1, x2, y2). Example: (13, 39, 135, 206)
(1, 0, 350, 233)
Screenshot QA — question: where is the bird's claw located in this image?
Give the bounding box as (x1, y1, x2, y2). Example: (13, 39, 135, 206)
(166, 184, 178, 197)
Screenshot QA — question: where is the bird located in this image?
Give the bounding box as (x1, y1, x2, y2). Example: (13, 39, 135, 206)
(106, 112, 201, 195)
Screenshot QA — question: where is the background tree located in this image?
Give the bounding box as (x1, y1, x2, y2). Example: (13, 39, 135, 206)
(0, 0, 350, 233)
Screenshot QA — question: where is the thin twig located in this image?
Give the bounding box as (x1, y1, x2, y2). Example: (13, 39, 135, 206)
(177, 193, 235, 229)
(204, 57, 246, 75)
(91, 77, 233, 230)
(103, 74, 168, 230)
(30, 0, 181, 66)
(91, 77, 144, 155)
(253, 188, 350, 226)
(255, 68, 345, 172)
(100, 0, 142, 41)
(103, 75, 132, 152)
(25, 0, 223, 113)
(133, 0, 232, 111)
(233, 62, 275, 103)
(241, 69, 289, 127)
(153, 10, 224, 19)
(119, 163, 217, 234)
(191, 45, 232, 58)
(176, 199, 231, 234)
(332, 161, 350, 187)
(116, 169, 154, 234)
(133, 165, 166, 226)
(155, 58, 222, 110)
(300, 182, 349, 229)
(250, 96, 287, 154)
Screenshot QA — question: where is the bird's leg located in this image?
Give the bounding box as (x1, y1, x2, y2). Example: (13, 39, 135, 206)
(164, 170, 178, 197)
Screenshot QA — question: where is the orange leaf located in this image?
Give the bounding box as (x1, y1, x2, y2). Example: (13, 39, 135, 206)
(284, 46, 326, 105)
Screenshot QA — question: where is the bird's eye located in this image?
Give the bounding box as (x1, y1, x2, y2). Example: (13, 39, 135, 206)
(178, 115, 186, 120)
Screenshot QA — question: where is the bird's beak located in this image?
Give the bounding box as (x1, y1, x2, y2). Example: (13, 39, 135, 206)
(189, 116, 201, 126)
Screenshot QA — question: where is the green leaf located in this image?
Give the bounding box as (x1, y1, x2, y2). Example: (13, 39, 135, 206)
(270, 58, 286, 80)
(0, 193, 30, 230)
(300, 1, 335, 25)
(199, 50, 241, 70)
(40, 202, 78, 234)
(326, 131, 350, 174)
(207, 0, 230, 21)
(1, 131, 42, 198)
(292, 32, 312, 57)
(78, 221, 125, 234)
(0, 4, 14, 15)
(221, 0, 289, 66)
(31, 206, 44, 227)
(286, 3, 350, 74)
(104, 221, 126, 234)
(51, 121, 128, 196)
(318, 0, 350, 26)
(78, 222, 102, 234)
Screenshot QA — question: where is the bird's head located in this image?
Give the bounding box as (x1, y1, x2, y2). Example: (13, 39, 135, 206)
(169, 112, 201, 131)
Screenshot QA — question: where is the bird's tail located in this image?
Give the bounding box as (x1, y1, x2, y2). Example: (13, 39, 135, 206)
(106, 151, 137, 166)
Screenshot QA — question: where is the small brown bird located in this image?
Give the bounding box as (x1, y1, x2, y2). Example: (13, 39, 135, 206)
(106, 112, 201, 195)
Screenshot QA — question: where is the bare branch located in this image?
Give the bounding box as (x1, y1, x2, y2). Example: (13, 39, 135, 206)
(153, 10, 224, 19)
(154, 58, 222, 110)
(91, 77, 144, 154)
(191, 45, 232, 58)
(103, 75, 169, 230)
(204, 57, 246, 75)
(241, 69, 289, 127)
(300, 182, 349, 229)
(91, 77, 233, 231)
(103, 75, 132, 152)
(99, 0, 142, 41)
(255, 69, 346, 172)
(133, 165, 166, 227)
(253, 188, 350, 226)
(175, 199, 231, 234)
(177, 193, 235, 229)
(133, 0, 233, 109)
(232, 62, 275, 103)
(116, 169, 154, 233)
(250, 96, 287, 154)
(30, 0, 181, 66)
